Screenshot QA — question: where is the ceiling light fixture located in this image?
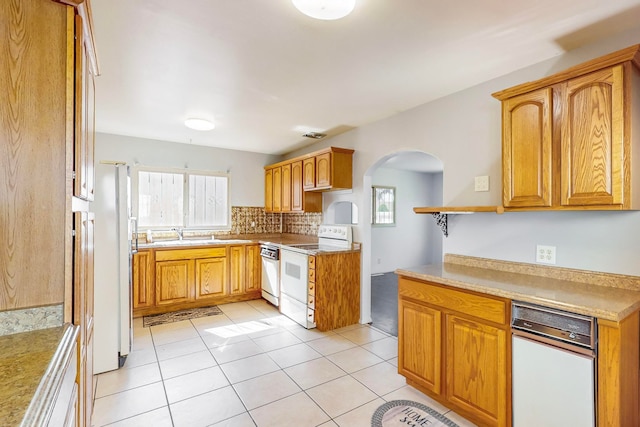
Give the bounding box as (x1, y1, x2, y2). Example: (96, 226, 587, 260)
(184, 118, 215, 131)
(292, 0, 356, 20)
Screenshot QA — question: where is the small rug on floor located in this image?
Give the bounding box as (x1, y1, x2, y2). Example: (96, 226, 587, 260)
(143, 306, 223, 327)
(372, 400, 460, 427)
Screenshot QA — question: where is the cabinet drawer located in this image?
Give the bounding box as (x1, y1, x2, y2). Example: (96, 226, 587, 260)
(308, 281, 315, 297)
(308, 293, 315, 309)
(399, 277, 507, 325)
(308, 256, 316, 269)
(308, 269, 316, 283)
(156, 247, 226, 261)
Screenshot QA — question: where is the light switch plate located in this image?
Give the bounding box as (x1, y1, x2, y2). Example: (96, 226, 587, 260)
(474, 176, 489, 192)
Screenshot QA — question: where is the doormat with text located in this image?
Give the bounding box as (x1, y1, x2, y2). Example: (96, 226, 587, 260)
(372, 400, 460, 427)
(143, 305, 223, 327)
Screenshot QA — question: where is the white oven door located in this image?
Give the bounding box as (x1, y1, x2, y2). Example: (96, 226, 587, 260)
(280, 249, 308, 303)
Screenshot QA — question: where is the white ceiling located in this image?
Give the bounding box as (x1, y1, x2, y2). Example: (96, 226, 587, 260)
(91, 0, 640, 156)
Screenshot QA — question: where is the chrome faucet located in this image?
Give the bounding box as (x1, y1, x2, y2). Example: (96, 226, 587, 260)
(171, 227, 184, 240)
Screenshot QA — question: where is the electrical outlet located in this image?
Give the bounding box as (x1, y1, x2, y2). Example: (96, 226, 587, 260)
(536, 245, 556, 264)
(474, 175, 489, 192)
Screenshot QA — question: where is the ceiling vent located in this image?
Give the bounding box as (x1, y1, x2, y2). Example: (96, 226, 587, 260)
(303, 132, 326, 139)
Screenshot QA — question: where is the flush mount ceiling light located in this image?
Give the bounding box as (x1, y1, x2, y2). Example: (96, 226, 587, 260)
(184, 118, 215, 131)
(292, 0, 356, 20)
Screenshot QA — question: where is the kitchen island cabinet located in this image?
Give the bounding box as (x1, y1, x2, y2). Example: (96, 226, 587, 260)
(397, 254, 640, 427)
(494, 44, 640, 210)
(133, 243, 261, 317)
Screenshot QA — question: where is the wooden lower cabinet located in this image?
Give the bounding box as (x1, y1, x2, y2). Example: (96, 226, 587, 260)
(133, 250, 154, 309)
(314, 251, 360, 331)
(156, 260, 192, 305)
(133, 244, 261, 317)
(196, 257, 227, 299)
(398, 299, 441, 394)
(398, 277, 510, 427)
(245, 244, 261, 292)
(445, 315, 508, 426)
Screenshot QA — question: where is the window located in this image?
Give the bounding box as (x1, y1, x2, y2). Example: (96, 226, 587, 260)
(136, 168, 229, 230)
(372, 186, 395, 225)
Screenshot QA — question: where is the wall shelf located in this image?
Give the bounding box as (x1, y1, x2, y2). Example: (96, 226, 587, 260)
(413, 206, 504, 237)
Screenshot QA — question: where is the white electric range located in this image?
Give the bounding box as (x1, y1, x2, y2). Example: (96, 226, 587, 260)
(279, 225, 353, 328)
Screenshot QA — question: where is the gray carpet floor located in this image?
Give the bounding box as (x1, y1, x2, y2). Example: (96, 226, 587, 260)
(371, 272, 398, 336)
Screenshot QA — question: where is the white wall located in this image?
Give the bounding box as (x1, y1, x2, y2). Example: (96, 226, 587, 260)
(371, 167, 443, 274)
(95, 132, 278, 206)
(286, 26, 640, 323)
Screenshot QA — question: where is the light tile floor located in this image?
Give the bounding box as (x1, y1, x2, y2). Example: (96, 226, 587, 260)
(92, 300, 477, 427)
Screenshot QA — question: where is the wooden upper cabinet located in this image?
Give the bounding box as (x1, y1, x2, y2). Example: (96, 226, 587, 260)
(265, 159, 322, 213)
(0, 0, 72, 311)
(303, 147, 354, 191)
(315, 152, 332, 188)
(272, 166, 282, 212)
(74, 13, 95, 202)
(561, 66, 624, 207)
(291, 161, 304, 211)
(281, 163, 292, 212)
(264, 168, 273, 212)
(502, 88, 553, 208)
(303, 158, 316, 190)
(494, 45, 640, 211)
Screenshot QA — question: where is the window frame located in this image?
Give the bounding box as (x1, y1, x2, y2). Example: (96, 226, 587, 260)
(371, 185, 396, 226)
(133, 166, 231, 231)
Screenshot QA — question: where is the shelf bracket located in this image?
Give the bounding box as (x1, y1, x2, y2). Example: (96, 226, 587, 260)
(431, 213, 448, 237)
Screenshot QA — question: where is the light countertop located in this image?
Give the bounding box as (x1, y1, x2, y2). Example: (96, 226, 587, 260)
(396, 254, 640, 322)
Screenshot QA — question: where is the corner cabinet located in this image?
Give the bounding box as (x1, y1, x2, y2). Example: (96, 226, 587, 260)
(494, 45, 640, 211)
(302, 147, 354, 191)
(264, 146, 354, 213)
(398, 276, 511, 427)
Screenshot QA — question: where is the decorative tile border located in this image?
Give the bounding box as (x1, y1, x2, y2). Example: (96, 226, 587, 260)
(0, 305, 63, 336)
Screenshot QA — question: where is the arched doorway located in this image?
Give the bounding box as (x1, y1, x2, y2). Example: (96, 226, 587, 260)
(359, 150, 443, 334)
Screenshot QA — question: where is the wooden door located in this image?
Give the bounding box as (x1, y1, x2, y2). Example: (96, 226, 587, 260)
(315, 152, 332, 188)
(303, 157, 316, 190)
(229, 246, 246, 295)
(133, 251, 154, 309)
(245, 244, 261, 292)
(291, 160, 304, 211)
(446, 314, 508, 427)
(195, 257, 227, 299)
(561, 65, 625, 207)
(398, 299, 442, 395)
(156, 260, 192, 305)
(264, 168, 273, 212)
(502, 87, 553, 207)
(282, 163, 292, 212)
(272, 166, 282, 212)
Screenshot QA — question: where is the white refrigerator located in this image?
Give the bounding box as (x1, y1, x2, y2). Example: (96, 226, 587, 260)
(92, 162, 135, 374)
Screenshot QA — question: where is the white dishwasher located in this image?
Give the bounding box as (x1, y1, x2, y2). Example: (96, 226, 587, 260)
(511, 302, 596, 427)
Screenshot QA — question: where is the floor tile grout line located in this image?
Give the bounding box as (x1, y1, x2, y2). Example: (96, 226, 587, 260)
(149, 322, 178, 427)
(97, 302, 413, 427)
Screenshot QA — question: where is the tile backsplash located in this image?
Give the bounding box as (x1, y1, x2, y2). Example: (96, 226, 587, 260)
(231, 206, 322, 236)
(139, 206, 323, 242)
